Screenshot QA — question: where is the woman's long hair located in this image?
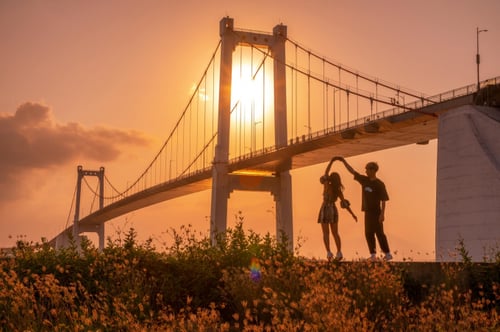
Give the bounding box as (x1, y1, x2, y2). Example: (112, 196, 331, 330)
(329, 172, 344, 192)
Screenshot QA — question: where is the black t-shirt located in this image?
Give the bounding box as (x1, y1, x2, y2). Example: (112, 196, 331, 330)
(353, 173, 389, 212)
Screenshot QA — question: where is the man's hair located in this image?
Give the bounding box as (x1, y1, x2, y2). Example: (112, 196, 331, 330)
(366, 162, 379, 171)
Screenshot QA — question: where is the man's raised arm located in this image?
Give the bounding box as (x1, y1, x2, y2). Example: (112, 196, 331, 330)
(336, 156, 357, 175)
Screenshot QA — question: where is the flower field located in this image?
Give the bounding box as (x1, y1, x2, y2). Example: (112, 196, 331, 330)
(1, 224, 498, 331)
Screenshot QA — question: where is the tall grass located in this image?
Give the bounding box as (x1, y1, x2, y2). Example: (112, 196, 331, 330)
(1, 223, 498, 331)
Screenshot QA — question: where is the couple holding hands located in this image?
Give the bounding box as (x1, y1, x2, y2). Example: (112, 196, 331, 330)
(318, 156, 392, 262)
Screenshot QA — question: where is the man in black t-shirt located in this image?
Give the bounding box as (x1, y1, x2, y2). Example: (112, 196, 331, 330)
(335, 157, 392, 261)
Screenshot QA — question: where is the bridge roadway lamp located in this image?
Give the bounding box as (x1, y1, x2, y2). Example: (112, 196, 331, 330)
(476, 27, 488, 92)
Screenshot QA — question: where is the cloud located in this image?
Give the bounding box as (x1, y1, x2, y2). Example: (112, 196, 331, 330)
(0, 102, 150, 202)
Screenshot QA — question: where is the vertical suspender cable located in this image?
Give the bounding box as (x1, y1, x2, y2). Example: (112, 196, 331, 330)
(262, 53, 265, 151)
(288, 56, 293, 141)
(325, 83, 329, 131)
(251, 47, 255, 152)
(175, 118, 179, 177)
(356, 74, 359, 120)
(346, 90, 350, 125)
(188, 102, 192, 173)
(196, 84, 199, 169)
(307, 51, 311, 136)
(182, 115, 185, 176)
(212, 52, 216, 162)
(203, 75, 207, 167)
(294, 45, 297, 138)
(333, 88, 336, 130)
(323, 58, 326, 130)
(338, 67, 342, 126)
(170, 134, 174, 180)
(239, 46, 243, 157)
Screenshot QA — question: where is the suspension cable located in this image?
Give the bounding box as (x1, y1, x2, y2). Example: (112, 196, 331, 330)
(104, 174, 125, 198)
(97, 40, 222, 200)
(81, 176, 99, 213)
(89, 179, 99, 213)
(64, 182, 77, 230)
(90, 33, 442, 208)
(285, 37, 433, 103)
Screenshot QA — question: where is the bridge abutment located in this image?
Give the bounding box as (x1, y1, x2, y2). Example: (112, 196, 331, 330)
(436, 105, 500, 261)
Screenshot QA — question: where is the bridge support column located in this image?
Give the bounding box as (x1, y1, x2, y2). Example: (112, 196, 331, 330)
(210, 159, 231, 243)
(210, 17, 235, 244)
(273, 170, 293, 249)
(436, 105, 500, 261)
(270, 21, 292, 249)
(210, 17, 293, 250)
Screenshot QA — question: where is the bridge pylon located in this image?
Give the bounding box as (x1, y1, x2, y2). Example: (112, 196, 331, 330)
(210, 17, 293, 248)
(56, 165, 106, 250)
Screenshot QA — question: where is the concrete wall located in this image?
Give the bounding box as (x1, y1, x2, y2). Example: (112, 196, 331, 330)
(436, 105, 500, 261)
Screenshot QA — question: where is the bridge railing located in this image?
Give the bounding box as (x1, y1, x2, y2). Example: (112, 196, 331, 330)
(335, 76, 500, 131)
(228, 76, 500, 167)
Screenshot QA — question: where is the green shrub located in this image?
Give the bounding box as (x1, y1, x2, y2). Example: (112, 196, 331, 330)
(1, 222, 498, 331)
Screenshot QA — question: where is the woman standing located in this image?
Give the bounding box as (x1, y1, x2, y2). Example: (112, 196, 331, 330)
(318, 158, 357, 260)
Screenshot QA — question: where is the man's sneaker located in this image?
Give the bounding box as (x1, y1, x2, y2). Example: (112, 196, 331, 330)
(384, 252, 393, 261)
(335, 252, 343, 261)
(327, 251, 334, 260)
(369, 253, 377, 261)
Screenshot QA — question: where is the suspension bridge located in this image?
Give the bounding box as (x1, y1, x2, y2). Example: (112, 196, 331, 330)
(50, 17, 500, 252)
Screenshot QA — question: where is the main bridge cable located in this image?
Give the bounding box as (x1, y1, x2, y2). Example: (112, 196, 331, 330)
(286, 37, 436, 106)
(268, 36, 441, 119)
(99, 41, 223, 201)
(88, 38, 267, 202)
(63, 182, 78, 231)
(246, 42, 412, 115)
(104, 174, 126, 200)
(87, 33, 442, 204)
(99, 34, 435, 202)
(286, 54, 417, 110)
(81, 176, 100, 214)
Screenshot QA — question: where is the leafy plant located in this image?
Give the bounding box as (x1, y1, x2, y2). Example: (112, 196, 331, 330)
(1, 224, 498, 331)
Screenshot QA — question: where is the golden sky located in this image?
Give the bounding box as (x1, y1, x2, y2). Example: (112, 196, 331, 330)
(1, 0, 499, 260)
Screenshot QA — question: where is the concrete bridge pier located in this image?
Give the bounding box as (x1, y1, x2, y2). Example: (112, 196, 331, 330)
(273, 169, 294, 246)
(53, 223, 105, 250)
(54, 231, 72, 249)
(211, 170, 293, 248)
(436, 105, 500, 261)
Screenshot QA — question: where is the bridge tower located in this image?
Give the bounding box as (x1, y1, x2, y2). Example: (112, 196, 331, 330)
(73, 165, 105, 250)
(211, 17, 293, 247)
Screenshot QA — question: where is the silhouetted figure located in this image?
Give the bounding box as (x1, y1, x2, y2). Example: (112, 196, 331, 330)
(335, 157, 392, 261)
(318, 158, 357, 261)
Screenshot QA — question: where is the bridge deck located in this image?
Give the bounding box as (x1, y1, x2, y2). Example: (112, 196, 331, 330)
(231, 93, 474, 172)
(50, 87, 494, 245)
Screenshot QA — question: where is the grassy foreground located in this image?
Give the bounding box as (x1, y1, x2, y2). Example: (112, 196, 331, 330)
(1, 224, 499, 331)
